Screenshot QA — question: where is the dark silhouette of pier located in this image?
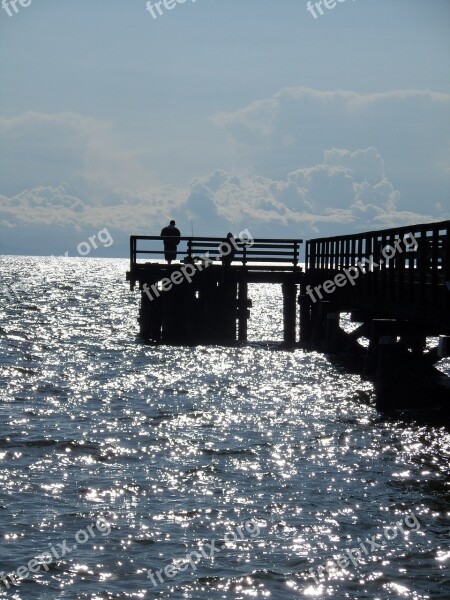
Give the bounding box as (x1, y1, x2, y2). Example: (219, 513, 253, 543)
(300, 220, 450, 412)
(126, 221, 450, 413)
(126, 235, 302, 344)
(302, 220, 450, 336)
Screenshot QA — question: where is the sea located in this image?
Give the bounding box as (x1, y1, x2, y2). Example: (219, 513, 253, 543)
(0, 256, 449, 600)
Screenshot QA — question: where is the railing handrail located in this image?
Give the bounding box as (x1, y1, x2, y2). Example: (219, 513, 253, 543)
(131, 235, 303, 243)
(130, 235, 303, 269)
(306, 219, 450, 245)
(305, 221, 449, 271)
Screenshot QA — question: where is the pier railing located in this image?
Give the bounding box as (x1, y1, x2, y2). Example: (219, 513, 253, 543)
(304, 220, 450, 327)
(130, 235, 302, 270)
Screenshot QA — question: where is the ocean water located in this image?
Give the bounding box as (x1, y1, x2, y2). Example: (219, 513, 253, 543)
(0, 256, 449, 600)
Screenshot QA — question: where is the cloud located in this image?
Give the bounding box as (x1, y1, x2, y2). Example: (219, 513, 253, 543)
(0, 145, 440, 255)
(182, 147, 434, 238)
(1, 89, 448, 255)
(213, 87, 450, 216)
(0, 111, 160, 200)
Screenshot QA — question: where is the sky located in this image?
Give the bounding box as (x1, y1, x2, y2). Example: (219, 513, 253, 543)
(0, 0, 449, 257)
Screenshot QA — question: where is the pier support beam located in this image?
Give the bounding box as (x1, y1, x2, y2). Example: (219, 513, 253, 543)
(325, 312, 340, 353)
(298, 294, 312, 343)
(139, 284, 162, 341)
(219, 271, 238, 342)
(438, 335, 450, 359)
(238, 278, 249, 342)
(310, 300, 332, 348)
(374, 336, 402, 412)
(283, 281, 297, 344)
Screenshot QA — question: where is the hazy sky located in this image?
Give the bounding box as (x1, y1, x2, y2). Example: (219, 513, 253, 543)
(1, 0, 449, 256)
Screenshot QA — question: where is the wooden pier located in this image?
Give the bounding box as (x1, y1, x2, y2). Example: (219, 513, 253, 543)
(302, 220, 450, 335)
(126, 235, 302, 344)
(126, 220, 450, 413)
(300, 220, 450, 412)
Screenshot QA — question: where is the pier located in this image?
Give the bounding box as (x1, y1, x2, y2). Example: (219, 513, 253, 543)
(300, 220, 450, 412)
(126, 235, 302, 344)
(126, 220, 450, 413)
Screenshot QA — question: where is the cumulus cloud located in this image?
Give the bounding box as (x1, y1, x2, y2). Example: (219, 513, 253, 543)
(0, 145, 438, 255)
(1, 88, 448, 255)
(0, 183, 185, 256)
(180, 146, 433, 238)
(213, 87, 450, 216)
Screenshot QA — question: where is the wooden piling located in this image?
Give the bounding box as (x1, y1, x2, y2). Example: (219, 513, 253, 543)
(238, 277, 249, 342)
(375, 336, 401, 412)
(139, 283, 162, 341)
(282, 281, 297, 344)
(298, 293, 312, 343)
(363, 319, 398, 380)
(220, 270, 238, 341)
(325, 312, 340, 353)
(438, 335, 450, 359)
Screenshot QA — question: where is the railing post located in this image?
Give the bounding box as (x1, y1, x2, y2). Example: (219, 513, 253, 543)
(430, 225, 439, 309)
(445, 223, 450, 314)
(238, 276, 249, 342)
(130, 236, 136, 271)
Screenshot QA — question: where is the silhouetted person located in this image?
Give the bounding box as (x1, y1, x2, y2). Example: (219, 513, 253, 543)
(160, 220, 181, 264)
(220, 232, 236, 266)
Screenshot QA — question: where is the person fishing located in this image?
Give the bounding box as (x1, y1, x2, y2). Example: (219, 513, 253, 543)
(160, 220, 181, 264)
(219, 232, 237, 267)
